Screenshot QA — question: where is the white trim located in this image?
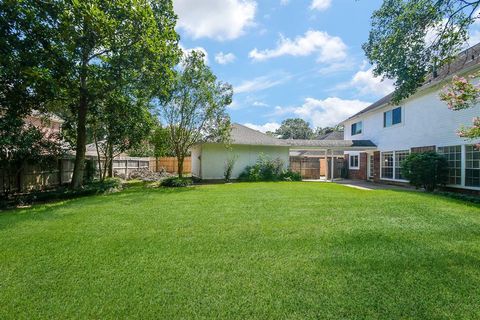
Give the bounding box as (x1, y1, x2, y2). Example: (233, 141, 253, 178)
(349, 154, 359, 169)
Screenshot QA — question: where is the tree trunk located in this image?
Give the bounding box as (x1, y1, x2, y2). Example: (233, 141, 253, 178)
(108, 142, 114, 178)
(71, 66, 88, 189)
(177, 155, 184, 178)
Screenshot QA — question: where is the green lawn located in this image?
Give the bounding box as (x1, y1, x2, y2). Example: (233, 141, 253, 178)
(1, 182, 479, 319)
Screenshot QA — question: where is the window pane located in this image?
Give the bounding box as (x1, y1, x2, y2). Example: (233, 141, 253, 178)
(438, 145, 462, 185)
(381, 152, 394, 179)
(392, 107, 402, 125)
(466, 145, 480, 187)
(351, 122, 362, 135)
(395, 150, 409, 180)
(384, 111, 392, 127)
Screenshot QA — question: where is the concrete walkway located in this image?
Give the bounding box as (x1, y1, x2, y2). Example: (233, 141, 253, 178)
(334, 179, 417, 191)
(303, 178, 417, 191)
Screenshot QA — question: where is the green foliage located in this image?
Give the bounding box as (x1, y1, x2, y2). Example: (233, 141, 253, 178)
(280, 170, 302, 181)
(150, 125, 174, 158)
(2, 0, 181, 188)
(401, 152, 449, 191)
(364, 0, 475, 103)
(434, 191, 480, 204)
(160, 50, 233, 177)
(440, 75, 480, 142)
(1, 178, 122, 208)
(161, 177, 193, 188)
(238, 154, 301, 182)
(275, 118, 313, 139)
(84, 159, 97, 183)
(224, 155, 237, 182)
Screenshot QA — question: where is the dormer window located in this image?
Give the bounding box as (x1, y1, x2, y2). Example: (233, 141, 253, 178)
(351, 121, 362, 136)
(384, 107, 402, 127)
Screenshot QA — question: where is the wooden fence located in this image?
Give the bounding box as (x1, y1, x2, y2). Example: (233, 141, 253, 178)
(150, 157, 191, 174)
(1, 156, 151, 194)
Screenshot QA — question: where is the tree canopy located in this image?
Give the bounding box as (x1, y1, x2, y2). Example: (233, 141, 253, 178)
(160, 50, 233, 177)
(275, 118, 313, 139)
(364, 0, 480, 103)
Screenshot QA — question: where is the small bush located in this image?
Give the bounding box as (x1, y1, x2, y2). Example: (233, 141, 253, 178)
(401, 151, 448, 192)
(280, 170, 302, 181)
(434, 191, 480, 204)
(224, 156, 237, 182)
(238, 154, 301, 182)
(1, 178, 123, 209)
(161, 177, 192, 187)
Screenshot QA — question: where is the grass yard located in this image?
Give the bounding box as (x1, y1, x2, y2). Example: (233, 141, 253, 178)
(1, 182, 480, 319)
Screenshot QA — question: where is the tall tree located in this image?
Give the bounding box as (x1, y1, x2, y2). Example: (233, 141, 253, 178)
(54, 0, 180, 188)
(275, 118, 313, 139)
(0, 0, 64, 192)
(364, 0, 480, 103)
(160, 51, 233, 177)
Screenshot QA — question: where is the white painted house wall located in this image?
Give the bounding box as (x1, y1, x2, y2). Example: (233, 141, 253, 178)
(194, 144, 290, 180)
(343, 87, 479, 149)
(343, 84, 480, 190)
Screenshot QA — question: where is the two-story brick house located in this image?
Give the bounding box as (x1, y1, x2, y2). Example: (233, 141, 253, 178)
(341, 44, 480, 191)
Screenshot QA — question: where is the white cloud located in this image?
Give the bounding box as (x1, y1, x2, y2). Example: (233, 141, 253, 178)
(310, 0, 331, 11)
(275, 97, 370, 128)
(244, 122, 280, 133)
(280, 0, 289, 5)
(215, 52, 236, 65)
(180, 44, 209, 64)
(174, 0, 257, 41)
(234, 73, 291, 94)
(349, 66, 395, 96)
(249, 30, 347, 63)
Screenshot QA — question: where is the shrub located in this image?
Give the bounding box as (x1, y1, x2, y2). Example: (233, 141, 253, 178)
(280, 170, 302, 181)
(1, 178, 123, 209)
(401, 151, 448, 192)
(238, 154, 301, 182)
(161, 177, 192, 187)
(224, 156, 237, 182)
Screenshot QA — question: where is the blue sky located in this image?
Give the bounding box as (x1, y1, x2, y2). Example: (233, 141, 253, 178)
(172, 0, 396, 132)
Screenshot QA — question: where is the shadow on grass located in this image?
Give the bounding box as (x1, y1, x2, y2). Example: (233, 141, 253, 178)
(0, 183, 197, 231)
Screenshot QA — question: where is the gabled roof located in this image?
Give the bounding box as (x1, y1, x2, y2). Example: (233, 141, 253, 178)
(227, 123, 290, 146)
(316, 131, 344, 140)
(202, 123, 375, 150)
(344, 42, 480, 123)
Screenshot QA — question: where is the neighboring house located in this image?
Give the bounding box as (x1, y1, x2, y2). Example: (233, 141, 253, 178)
(25, 111, 63, 137)
(191, 124, 376, 180)
(191, 123, 290, 180)
(341, 44, 480, 191)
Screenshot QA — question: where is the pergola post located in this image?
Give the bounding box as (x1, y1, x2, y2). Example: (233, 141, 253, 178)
(330, 149, 334, 182)
(324, 149, 328, 180)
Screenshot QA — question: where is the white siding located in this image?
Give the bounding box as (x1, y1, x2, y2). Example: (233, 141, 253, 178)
(344, 87, 479, 150)
(199, 144, 290, 180)
(343, 85, 480, 190)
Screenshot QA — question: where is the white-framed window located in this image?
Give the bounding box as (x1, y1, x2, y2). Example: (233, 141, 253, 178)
(466, 145, 480, 187)
(384, 107, 402, 127)
(381, 150, 410, 180)
(381, 152, 394, 179)
(351, 121, 362, 136)
(395, 150, 410, 180)
(350, 155, 359, 169)
(438, 145, 462, 185)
